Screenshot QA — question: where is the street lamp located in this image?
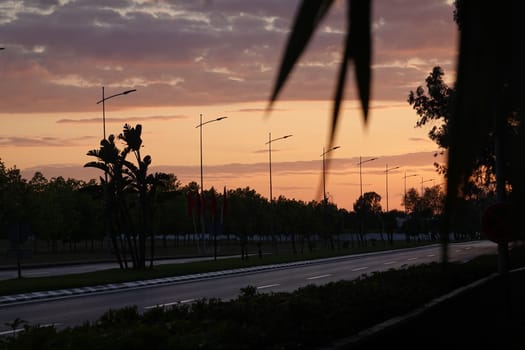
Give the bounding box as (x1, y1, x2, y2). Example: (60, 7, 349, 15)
(96, 87, 137, 140)
(357, 156, 378, 197)
(320, 145, 340, 203)
(195, 114, 227, 235)
(95, 87, 136, 270)
(384, 164, 400, 212)
(196, 114, 228, 195)
(265, 133, 292, 202)
(420, 177, 435, 195)
(402, 172, 418, 214)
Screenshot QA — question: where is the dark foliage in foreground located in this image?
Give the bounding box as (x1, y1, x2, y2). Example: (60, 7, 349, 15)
(1, 253, 508, 350)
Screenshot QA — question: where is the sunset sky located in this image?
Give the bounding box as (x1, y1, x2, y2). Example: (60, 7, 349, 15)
(0, 0, 457, 211)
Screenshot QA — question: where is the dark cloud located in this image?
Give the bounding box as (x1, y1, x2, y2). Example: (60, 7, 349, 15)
(0, 0, 457, 113)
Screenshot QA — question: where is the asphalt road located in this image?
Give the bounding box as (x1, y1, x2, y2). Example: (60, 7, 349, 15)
(0, 241, 497, 334)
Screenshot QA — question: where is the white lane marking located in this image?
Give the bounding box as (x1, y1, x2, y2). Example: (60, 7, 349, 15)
(144, 299, 195, 309)
(306, 274, 332, 280)
(0, 328, 24, 336)
(407, 257, 418, 261)
(179, 299, 195, 304)
(384, 261, 397, 265)
(427, 254, 435, 257)
(351, 267, 368, 271)
(257, 284, 280, 290)
(0, 323, 60, 336)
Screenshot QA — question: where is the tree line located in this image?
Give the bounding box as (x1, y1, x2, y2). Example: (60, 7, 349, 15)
(1, 121, 478, 271)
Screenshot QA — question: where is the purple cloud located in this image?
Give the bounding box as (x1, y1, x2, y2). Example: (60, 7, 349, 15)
(0, 0, 457, 113)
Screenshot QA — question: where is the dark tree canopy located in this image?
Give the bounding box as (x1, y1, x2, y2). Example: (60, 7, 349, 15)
(408, 66, 454, 150)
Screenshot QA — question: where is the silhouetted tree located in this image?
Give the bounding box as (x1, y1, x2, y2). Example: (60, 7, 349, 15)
(407, 66, 453, 175)
(353, 191, 382, 243)
(0, 160, 29, 241)
(85, 124, 161, 269)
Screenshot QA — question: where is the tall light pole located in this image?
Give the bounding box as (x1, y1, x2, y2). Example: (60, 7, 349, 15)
(384, 164, 400, 212)
(196, 114, 227, 196)
(96, 87, 137, 140)
(402, 172, 418, 214)
(195, 114, 227, 236)
(95, 87, 137, 183)
(421, 177, 434, 195)
(321, 145, 340, 203)
(357, 156, 378, 197)
(95, 87, 136, 270)
(265, 133, 292, 202)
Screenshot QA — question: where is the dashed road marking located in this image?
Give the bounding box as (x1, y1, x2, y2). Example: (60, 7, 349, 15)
(351, 267, 368, 271)
(257, 284, 280, 290)
(407, 257, 418, 261)
(384, 261, 397, 265)
(0, 323, 60, 336)
(306, 274, 332, 280)
(427, 254, 435, 257)
(144, 299, 195, 309)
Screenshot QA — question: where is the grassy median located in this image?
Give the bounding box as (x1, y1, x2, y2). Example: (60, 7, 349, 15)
(1, 240, 436, 296)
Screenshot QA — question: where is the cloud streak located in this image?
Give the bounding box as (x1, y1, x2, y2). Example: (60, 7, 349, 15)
(56, 115, 189, 124)
(19, 150, 442, 180)
(0, 135, 95, 147)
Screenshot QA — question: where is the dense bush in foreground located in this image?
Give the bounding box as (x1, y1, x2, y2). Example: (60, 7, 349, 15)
(2, 251, 511, 350)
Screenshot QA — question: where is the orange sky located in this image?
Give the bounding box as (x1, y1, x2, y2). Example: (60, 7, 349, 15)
(0, 0, 457, 211)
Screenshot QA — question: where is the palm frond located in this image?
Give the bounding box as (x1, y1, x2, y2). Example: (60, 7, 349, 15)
(268, 0, 372, 149)
(348, 0, 371, 123)
(86, 149, 101, 159)
(330, 0, 372, 145)
(119, 123, 143, 151)
(267, 0, 333, 113)
(84, 161, 109, 174)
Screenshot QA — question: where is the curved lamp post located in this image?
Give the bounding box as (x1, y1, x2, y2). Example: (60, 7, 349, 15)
(95, 87, 136, 270)
(265, 133, 292, 202)
(196, 114, 227, 195)
(357, 156, 378, 197)
(96, 87, 137, 140)
(195, 114, 227, 236)
(384, 164, 400, 212)
(420, 177, 435, 195)
(402, 172, 418, 214)
(321, 145, 340, 203)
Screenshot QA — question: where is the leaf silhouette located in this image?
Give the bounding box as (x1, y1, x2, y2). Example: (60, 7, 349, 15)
(267, 0, 333, 112)
(268, 0, 372, 149)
